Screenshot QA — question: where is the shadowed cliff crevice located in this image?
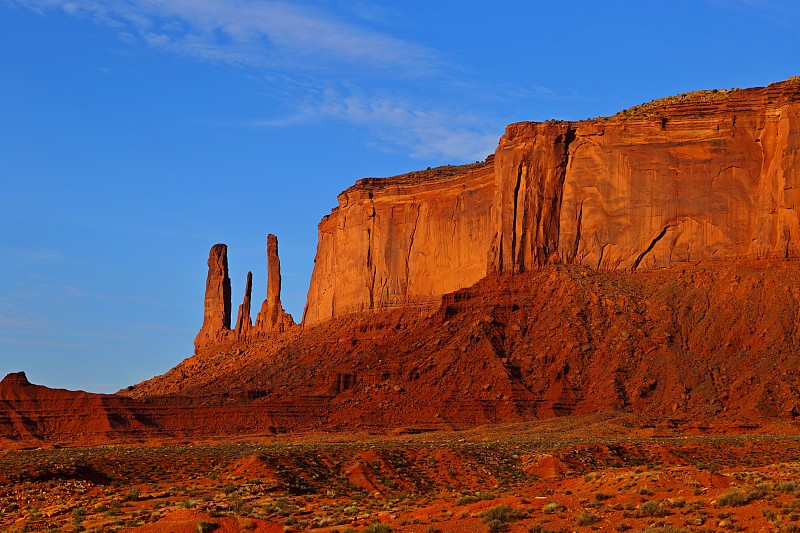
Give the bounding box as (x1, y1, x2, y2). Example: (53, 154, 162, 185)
(631, 225, 673, 271)
(490, 122, 576, 274)
(511, 163, 523, 271)
(571, 201, 584, 263)
(404, 205, 421, 301)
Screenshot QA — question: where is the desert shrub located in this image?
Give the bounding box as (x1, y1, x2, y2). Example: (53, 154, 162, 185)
(455, 495, 480, 505)
(126, 486, 140, 502)
(542, 501, 566, 514)
(529, 525, 570, 533)
(483, 504, 526, 523)
(197, 522, 219, 533)
(638, 527, 688, 533)
(575, 512, 599, 526)
(639, 500, 671, 517)
(775, 481, 799, 493)
(362, 523, 392, 533)
(486, 520, 509, 533)
(716, 487, 764, 507)
(665, 498, 686, 509)
(482, 504, 526, 532)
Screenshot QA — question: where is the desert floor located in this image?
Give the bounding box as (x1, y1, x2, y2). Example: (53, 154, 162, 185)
(3, 415, 800, 533)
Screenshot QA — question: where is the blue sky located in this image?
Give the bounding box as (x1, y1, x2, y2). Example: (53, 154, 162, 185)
(1, 0, 798, 393)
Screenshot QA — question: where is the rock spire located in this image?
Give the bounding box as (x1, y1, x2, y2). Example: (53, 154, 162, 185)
(235, 271, 253, 333)
(194, 236, 295, 353)
(256, 234, 293, 332)
(194, 244, 232, 350)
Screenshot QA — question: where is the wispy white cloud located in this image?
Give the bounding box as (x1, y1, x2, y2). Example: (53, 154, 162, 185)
(10, 0, 441, 74)
(6, 0, 515, 160)
(250, 87, 500, 161)
(316, 92, 499, 161)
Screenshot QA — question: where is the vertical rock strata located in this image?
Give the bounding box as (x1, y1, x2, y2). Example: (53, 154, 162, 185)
(267, 234, 281, 324)
(488, 122, 574, 273)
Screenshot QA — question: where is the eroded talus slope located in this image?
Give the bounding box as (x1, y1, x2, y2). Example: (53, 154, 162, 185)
(127, 262, 800, 429)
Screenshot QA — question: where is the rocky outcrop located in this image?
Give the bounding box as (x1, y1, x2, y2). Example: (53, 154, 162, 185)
(127, 261, 800, 430)
(194, 235, 295, 352)
(235, 271, 253, 333)
(0, 372, 310, 446)
(255, 234, 293, 332)
(194, 244, 231, 350)
(13, 80, 800, 445)
(488, 122, 574, 273)
(303, 162, 495, 326)
(0, 372, 31, 387)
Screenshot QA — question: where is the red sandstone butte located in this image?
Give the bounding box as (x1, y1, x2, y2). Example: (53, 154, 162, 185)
(303, 78, 800, 324)
(130, 78, 800, 428)
(9, 79, 800, 446)
(303, 162, 495, 325)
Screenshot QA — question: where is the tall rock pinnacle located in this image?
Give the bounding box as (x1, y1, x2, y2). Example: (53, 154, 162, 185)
(235, 271, 253, 333)
(256, 234, 293, 331)
(266, 234, 282, 326)
(194, 244, 232, 349)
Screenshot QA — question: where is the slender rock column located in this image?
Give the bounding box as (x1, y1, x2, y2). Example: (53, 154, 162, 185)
(256, 234, 294, 332)
(194, 243, 232, 350)
(266, 234, 282, 326)
(235, 271, 253, 333)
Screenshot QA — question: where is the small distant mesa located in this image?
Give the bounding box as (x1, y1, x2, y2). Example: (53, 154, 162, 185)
(194, 234, 294, 351)
(0, 372, 31, 387)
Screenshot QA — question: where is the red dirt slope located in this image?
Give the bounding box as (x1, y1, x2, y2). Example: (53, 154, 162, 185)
(124, 261, 800, 432)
